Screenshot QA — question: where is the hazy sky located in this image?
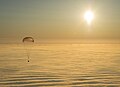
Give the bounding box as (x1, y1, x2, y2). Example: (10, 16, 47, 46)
(0, 0, 120, 41)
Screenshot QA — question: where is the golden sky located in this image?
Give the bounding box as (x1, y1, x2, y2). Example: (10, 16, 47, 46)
(0, 0, 120, 42)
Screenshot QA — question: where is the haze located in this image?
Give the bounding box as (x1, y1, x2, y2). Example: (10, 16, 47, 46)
(0, 0, 120, 43)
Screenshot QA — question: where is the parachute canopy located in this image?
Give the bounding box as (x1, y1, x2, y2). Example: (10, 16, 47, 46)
(22, 37, 34, 43)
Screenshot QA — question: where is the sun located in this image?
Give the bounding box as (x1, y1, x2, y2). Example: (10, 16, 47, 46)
(84, 10, 94, 25)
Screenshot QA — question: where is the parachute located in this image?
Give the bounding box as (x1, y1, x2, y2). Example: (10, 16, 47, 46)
(22, 37, 34, 62)
(23, 37, 34, 43)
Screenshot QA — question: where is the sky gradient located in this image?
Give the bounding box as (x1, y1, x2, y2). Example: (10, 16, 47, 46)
(0, 0, 120, 43)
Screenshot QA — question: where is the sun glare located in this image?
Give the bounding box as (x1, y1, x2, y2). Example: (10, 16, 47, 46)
(84, 10, 94, 25)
